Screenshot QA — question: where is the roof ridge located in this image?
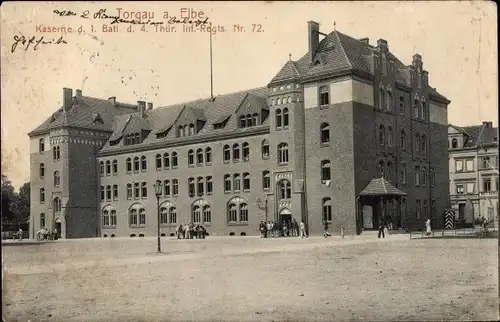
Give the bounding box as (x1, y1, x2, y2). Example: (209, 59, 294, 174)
(333, 31, 353, 69)
(290, 60, 300, 77)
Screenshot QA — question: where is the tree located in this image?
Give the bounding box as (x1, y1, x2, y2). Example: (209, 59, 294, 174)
(1, 175, 30, 225)
(1, 174, 16, 223)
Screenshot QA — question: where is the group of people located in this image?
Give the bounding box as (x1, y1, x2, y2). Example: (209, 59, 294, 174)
(259, 219, 308, 238)
(175, 223, 207, 239)
(36, 227, 59, 240)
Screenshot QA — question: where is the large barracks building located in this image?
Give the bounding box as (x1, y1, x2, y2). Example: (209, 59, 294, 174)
(29, 21, 450, 238)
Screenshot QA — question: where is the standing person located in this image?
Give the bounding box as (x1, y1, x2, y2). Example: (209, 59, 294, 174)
(323, 220, 331, 238)
(378, 216, 386, 239)
(299, 221, 307, 238)
(259, 221, 265, 238)
(53, 227, 58, 240)
(425, 217, 432, 236)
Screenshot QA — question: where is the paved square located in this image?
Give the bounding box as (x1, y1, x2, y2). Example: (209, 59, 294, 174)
(2, 235, 498, 321)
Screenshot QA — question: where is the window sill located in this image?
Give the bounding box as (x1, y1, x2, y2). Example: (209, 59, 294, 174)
(196, 163, 203, 167)
(243, 189, 250, 193)
(102, 226, 117, 229)
(156, 168, 162, 171)
(172, 195, 179, 198)
(172, 166, 178, 169)
(163, 167, 170, 170)
(319, 105, 329, 110)
(206, 163, 212, 166)
(277, 163, 289, 166)
(224, 191, 231, 194)
(188, 165, 195, 168)
(233, 160, 240, 163)
(227, 222, 249, 226)
(262, 156, 270, 160)
(160, 224, 178, 227)
(320, 143, 329, 147)
(129, 225, 147, 228)
(207, 192, 213, 196)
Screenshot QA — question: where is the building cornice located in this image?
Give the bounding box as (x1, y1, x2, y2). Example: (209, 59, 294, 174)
(97, 125, 270, 157)
(28, 125, 113, 138)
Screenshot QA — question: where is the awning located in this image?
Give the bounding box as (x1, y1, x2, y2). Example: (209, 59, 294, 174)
(359, 177, 407, 197)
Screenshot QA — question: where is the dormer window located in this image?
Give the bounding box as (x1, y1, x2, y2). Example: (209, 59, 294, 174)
(178, 126, 184, 137)
(188, 123, 195, 136)
(240, 113, 260, 128)
(319, 86, 329, 106)
(451, 138, 458, 149)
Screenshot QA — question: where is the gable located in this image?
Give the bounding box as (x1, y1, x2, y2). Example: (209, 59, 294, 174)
(448, 125, 463, 135)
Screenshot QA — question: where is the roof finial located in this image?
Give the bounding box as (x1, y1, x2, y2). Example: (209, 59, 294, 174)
(334, 21, 336, 30)
(289, 53, 291, 61)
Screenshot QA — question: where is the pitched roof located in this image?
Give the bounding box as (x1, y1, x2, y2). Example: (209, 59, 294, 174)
(28, 97, 137, 136)
(359, 177, 407, 196)
(455, 123, 499, 148)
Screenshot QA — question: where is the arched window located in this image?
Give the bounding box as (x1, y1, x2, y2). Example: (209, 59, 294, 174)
(106, 160, 111, 175)
(224, 174, 231, 192)
(197, 177, 204, 196)
(113, 185, 118, 200)
(163, 153, 170, 169)
(206, 176, 213, 195)
(40, 188, 45, 203)
(242, 142, 250, 161)
(321, 160, 331, 183)
(422, 167, 427, 186)
(160, 207, 168, 224)
(261, 139, 270, 158)
(139, 208, 146, 225)
(164, 180, 170, 196)
(399, 96, 405, 115)
(188, 178, 195, 197)
(169, 206, 177, 224)
(53, 146, 57, 161)
(379, 125, 385, 145)
(421, 134, 427, 153)
(278, 143, 289, 164)
(102, 205, 116, 227)
(39, 138, 45, 153)
(283, 108, 290, 127)
(129, 208, 138, 225)
(156, 154, 162, 169)
(203, 205, 211, 223)
(239, 115, 246, 128)
(451, 138, 458, 149)
(386, 91, 392, 111)
(99, 161, 104, 176)
(322, 198, 332, 222)
(188, 149, 194, 166)
(127, 183, 132, 199)
(379, 88, 385, 109)
(415, 166, 421, 185)
(125, 134, 131, 146)
(133, 157, 139, 171)
(106, 185, 111, 201)
(232, 143, 240, 161)
(320, 123, 330, 144)
(100, 186, 105, 201)
(172, 179, 179, 196)
(205, 147, 212, 165)
(415, 134, 421, 152)
(400, 130, 406, 150)
(387, 162, 393, 181)
(262, 171, 270, 190)
(275, 109, 282, 129)
(233, 173, 241, 191)
(178, 125, 184, 137)
(53, 197, 61, 213)
(126, 158, 132, 172)
(278, 180, 292, 200)
(223, 144, 231, 162)
(196, 148, 204, 165)
(189, 123, 195, 136)
(192, 206, 201, 223)
(141, 182, 147, 198)
(112, 160, 118, 174)
(400, 163, 407, 184)
(319, 86, 330, 106)
(413, 98, 419, 118)
(421, 101, 427, 120)
(140, 156, 147, 170)
(243, 173, 250, 191)
(171, 152, 178, 168)
(39, 163, 45, 178)
(53, 171, 60, 187)
(40, 213, 46, 228)
(227, 197, 248, 223)
(134, 183, 140, 198)
(387, 126, 393, 147)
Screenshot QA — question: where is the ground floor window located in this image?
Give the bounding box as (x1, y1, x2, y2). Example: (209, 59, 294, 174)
(227, 196, 248, 224)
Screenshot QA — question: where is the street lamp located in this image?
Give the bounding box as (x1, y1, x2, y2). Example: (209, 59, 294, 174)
(256, 197, 268, 222)
(153, 180, 162, 253)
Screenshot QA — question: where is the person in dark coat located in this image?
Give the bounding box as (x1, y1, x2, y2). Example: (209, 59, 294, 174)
(378, 216, 386, 239)
(323, 220, 331, 238)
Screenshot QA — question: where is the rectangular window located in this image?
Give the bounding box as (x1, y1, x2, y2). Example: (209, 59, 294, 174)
(127, 184, 132, 199)
(455, 160, 463, 172)
(465, 159, 474, 172)
(164, 180, 170, 196)
(100, 186, 105, 201)
(172, 179, 179, 196)
(466, 183, 475, 194)
(483, 178, 491, 192)
(206, 176, 213, 195)
(134, 183, 140, 199)
(456, 184, 464, 195)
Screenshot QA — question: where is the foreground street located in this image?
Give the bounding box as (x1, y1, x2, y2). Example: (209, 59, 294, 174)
(2, 235, 498, 321)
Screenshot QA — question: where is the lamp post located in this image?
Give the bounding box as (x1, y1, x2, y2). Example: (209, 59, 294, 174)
(153, 180, 162, 253)
(256, 197, 268, 222)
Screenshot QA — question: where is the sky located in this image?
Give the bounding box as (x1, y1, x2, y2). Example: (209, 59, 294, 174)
(1, 1, 498, 190)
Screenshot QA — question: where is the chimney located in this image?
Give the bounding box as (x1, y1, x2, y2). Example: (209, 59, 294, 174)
(75, 89, 82, 102)
(147, 102, 153, 110)
(137, 101, 146, 118)
(377, 39, 388, 51)
(359, 38, 369, 45)
(63, 88, 73, 111)
(308, 21, 320, 60)
(108, 97, 116, 106)
(483, 121, 493, 128)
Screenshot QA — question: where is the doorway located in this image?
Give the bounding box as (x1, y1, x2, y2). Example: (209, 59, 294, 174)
(55, 222, 62, 238)
(279, 208, 292, 225)
(458, 203, 465, 220)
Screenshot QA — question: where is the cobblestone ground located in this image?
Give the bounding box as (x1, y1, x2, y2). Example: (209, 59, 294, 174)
(2, 235, 498, 321)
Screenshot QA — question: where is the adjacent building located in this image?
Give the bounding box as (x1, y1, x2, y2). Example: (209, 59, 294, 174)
(28, 21, 451, 238)
(448, 122, 499, 227)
